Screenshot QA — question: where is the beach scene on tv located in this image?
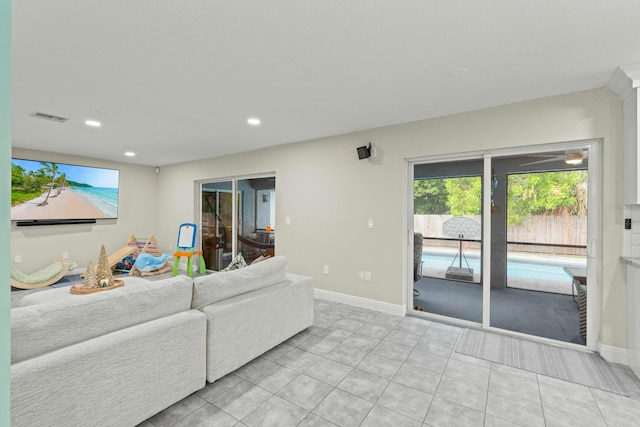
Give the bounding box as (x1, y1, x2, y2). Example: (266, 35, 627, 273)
(11, 159, 119, 221)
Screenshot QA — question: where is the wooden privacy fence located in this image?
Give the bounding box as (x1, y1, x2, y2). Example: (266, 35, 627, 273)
(414, 214, 587, 256)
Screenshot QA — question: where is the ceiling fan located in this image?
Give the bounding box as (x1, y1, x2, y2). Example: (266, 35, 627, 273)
(521, 150, 588, 166)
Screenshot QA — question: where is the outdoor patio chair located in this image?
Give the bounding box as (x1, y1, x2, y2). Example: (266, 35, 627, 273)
(414, 232, 424, 296)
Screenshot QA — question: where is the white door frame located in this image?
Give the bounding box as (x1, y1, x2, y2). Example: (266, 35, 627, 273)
(406, 140, 601, 351)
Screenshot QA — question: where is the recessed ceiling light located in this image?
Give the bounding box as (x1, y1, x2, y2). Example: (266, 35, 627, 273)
(247, 118, 261, 126)
(124, 152, 136, 157)
(85, 119, 101, 127)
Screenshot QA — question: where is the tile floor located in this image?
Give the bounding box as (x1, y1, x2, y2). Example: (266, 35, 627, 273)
(140, 298, 640, 427)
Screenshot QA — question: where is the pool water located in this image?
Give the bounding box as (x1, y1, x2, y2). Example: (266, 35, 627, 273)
(422, 252, 584, 282)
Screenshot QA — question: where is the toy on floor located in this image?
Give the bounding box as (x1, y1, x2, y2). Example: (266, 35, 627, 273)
(82, 244, 136, 277)
(134, 253, 171, 276)
(173, 223, 206, 278)
(11, 259, 76, 289)
(126, 235, 164, 276)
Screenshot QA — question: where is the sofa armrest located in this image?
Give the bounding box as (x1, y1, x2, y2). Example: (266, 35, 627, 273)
(11, 310, 207, 427)
(202, 274, 313, 382)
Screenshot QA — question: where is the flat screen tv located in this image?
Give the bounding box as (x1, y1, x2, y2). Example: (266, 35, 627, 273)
(11, 158, 119, 224)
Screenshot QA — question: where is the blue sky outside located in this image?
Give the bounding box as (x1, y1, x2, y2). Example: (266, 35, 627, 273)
(13, 159, 119, 188)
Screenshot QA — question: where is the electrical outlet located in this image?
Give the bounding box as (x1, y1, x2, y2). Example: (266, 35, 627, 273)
(364, 271, 372, 282)
(323, 265, 329, 275)
(14, 255, 22, 263)
(286, 217, 291, 226)
(625, 218, 632, 230)
(63, 252, 69, 259)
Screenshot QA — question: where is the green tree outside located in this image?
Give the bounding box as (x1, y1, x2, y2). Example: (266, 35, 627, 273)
(413, 179, 448, 214)
(414, 171, 587, 225)
(507, 171, 587, 224)
(445, 177, 482, 216)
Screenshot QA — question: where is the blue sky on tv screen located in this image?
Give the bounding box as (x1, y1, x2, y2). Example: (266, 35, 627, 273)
(12, 159, 119, 188)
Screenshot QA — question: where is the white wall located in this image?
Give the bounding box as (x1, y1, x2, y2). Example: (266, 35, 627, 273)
(156, 88, 627, 349)
(10, 148, 159, 272)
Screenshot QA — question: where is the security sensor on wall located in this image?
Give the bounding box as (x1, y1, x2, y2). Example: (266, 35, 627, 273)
(357, 142, 375, 160)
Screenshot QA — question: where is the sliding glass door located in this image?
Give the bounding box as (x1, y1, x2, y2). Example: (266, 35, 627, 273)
(408, 142, 599, 349)
(199, 175, 276, 271)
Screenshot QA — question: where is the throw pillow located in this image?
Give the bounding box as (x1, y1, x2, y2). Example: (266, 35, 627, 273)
(222, 253, 247, 271)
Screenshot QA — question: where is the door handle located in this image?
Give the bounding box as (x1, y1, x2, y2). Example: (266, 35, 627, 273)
(588, 239, 597, 258)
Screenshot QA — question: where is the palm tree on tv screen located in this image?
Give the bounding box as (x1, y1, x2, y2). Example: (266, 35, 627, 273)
(54, 172, 67, 196)
(37, 162, 58, 206)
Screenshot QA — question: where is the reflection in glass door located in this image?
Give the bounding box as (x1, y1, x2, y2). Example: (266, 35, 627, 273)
(201, 181, 235, 271)
(237, 177, 276, 264)
(412, 159, 483, 323)
(200, 175, 276, 271)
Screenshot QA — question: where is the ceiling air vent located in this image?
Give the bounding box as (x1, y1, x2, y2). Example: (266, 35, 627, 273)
(30, 111, 69, 123)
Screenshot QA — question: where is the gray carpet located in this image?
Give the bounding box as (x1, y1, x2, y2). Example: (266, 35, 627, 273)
(456, 328, 630, 395)
(414, 277, 584, 344)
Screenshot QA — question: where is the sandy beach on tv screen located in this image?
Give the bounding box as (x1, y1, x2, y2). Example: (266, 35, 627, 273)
(11, 188, 106, 220)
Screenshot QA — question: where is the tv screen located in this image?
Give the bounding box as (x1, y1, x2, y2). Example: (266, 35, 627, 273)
(11, 158, 119, 221)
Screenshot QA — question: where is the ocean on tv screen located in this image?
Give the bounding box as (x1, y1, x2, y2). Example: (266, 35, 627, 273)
(11, 158, 119, 221)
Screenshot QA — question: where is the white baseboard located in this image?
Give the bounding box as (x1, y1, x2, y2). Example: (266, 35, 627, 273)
(313, 288, 406, 317)
(598, 343, 628, 365)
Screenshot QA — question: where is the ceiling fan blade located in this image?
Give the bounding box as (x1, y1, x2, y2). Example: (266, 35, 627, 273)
(568, 150, 588, 159)
(520, 156, 564, 166)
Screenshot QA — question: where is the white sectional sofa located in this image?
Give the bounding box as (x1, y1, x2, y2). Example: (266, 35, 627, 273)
(10, 255, 313, 427)
(192, 255, 314, 382)
(11, 275, 207, 427)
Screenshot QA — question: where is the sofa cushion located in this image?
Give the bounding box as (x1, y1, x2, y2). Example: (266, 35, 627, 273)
(11, 275, 193, 364)
(192, 255, 287, 309)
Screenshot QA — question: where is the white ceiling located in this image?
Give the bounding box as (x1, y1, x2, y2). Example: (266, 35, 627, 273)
(11, 1, 640, 166)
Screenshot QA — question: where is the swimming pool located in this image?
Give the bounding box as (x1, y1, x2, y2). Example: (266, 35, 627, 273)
(422, 252, 585, 282)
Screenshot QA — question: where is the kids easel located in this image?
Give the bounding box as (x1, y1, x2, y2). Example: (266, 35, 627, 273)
(173, 223, 206, 277)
